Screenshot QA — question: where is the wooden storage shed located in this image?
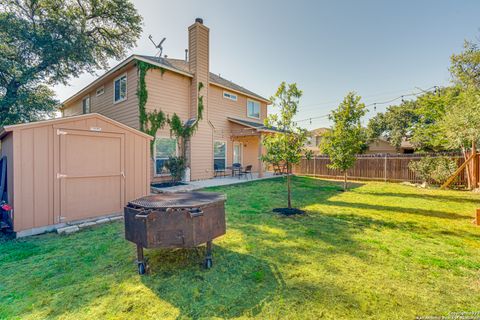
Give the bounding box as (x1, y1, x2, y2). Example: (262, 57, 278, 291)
(0, 113, 152, 237)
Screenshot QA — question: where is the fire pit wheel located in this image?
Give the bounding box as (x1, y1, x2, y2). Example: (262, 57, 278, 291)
(136, 244, 147, 275)
(138, 262, 146, 275)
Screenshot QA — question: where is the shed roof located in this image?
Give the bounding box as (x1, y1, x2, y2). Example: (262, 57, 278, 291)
(0, 113, 153, 140)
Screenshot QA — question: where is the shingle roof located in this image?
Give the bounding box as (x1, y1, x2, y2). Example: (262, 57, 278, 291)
(227, 117, 282, 133)
(138, 55, 270, 103)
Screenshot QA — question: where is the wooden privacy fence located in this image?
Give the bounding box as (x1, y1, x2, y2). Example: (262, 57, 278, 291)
(293, 153, 469, 186)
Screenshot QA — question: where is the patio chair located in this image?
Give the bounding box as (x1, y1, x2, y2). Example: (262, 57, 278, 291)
(238, 165, 253, 180)
(273, 163, 282, 175)
(231, 163, 241, 177)
(214, 164, 226, 177)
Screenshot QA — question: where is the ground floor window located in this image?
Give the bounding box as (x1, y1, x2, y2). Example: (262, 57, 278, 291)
(155, 137, 177, 175)
(214, 140, 226, 170)
(233, 142, 243, 165)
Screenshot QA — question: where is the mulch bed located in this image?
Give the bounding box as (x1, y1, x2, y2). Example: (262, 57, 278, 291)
(151, 181, 187, 188)
(272, 208, 305, 216)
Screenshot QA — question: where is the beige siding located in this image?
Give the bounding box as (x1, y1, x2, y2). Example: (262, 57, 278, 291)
(144, 68, 191, 182)
(365, 140, 397, 154)
(2, 114, 151, 233)
(62, 64, 140, 129)
(209, 85, 267, 172)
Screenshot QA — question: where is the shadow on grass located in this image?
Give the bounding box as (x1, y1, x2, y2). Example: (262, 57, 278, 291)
(141, 245, 280, 319)
(323, 200, 470, 220)
(358, 191, 480, 205)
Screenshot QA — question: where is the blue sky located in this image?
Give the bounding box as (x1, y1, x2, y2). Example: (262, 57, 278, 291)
(54, 0, 480, 129)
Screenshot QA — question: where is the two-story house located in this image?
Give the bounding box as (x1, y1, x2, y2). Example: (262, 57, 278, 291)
(61, 18, 272, 182)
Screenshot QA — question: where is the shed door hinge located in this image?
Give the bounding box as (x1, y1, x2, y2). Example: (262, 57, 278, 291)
(57, 173, 67, 179)
(57, 129, 67, 136)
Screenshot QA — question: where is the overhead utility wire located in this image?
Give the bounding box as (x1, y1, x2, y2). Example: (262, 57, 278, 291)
(294, 86, 439, 124)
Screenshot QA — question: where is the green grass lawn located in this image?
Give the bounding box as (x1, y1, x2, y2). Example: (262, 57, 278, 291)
(1, 177, 480, 319)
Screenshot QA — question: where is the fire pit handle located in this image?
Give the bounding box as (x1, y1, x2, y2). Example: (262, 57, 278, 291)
(135, 213, 149, 219)
(188, 208, 204, 218)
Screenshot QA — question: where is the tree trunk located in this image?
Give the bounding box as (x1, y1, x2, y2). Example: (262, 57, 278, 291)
(472, 139, 478, 189)
(463, 148, 472, 190)
(287, 173, 291, 209)
(343, 171, 348, 191)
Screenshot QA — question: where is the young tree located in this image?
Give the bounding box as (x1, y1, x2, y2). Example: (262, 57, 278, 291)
(0, 0, 142, 125)
(320, 92, 367, 191)
(262, 82, 311, 210)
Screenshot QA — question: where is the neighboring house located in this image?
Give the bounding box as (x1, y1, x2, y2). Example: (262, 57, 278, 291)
(61, 18, 272, 182)
(306, 128, 414, 154)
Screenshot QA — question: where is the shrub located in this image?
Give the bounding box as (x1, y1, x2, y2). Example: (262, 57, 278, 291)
(408, 156, 457, 185)
(430, 157, 457, 184)
(165, 156, 186, 184)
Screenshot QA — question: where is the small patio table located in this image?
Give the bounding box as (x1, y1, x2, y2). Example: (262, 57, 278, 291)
(226, 165, 242, 177)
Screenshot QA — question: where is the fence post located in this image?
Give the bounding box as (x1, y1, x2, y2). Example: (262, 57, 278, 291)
(313, 156, 316, 177)
(384, 154, 387, 182)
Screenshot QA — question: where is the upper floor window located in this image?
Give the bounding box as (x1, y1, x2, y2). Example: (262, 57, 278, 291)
(247, 100, 260, 119)
(155, 137, 177, 175)
(96, 86, 105, 97)
(82, 96, 90, 114)
(114, 74, 127, 103)
(223, 91, 237, 101)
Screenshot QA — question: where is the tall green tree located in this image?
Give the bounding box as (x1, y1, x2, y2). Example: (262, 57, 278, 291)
(320, 92, 367, 191)
(366, 87, 461, 152)
(441, 88, 480, 150)
(262, 82, 310, 209)
(450, 40, 480, 88)
(366, 101, 418, 150)
(440, 88, 480, 189)
(0, 0, 142, 125)
(409, 87, 460, 151)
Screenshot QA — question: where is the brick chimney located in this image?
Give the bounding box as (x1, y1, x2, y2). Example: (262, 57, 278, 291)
(188, 17, 209, 118)
(187, 18, 213, 180)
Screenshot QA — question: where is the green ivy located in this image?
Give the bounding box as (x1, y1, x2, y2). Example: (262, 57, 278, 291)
(136, 59, 204, 163)
(168, 82, 204, 159)
(137, 60, 165, 132)
(136, 60, 167, 156)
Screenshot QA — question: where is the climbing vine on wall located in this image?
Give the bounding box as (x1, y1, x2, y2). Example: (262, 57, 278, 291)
(136, 60, 167, 156)
(168, 82, 204, 159)
(137, 60, 165, 132)
(136, 59, 204, 162)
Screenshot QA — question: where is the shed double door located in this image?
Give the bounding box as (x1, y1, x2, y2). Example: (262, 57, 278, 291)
(57, 129, 125, 223)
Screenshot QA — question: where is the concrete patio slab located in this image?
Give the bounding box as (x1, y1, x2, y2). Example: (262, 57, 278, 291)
(152, 172, 281, 193)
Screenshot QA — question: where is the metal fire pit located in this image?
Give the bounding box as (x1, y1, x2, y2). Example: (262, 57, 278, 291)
(124, 192, 226, 274)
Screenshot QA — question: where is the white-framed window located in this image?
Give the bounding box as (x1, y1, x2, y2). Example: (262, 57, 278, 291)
(113, 73, 127, 103)
(247, 99, 260, 119)
(233, 142, 243, 165)
(155, 137, 177, 175)
(96, 86, 105, 96)
(223, 91, 237, 101)
(214, 140, 227, 170)
(82, 96, 90, 114)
